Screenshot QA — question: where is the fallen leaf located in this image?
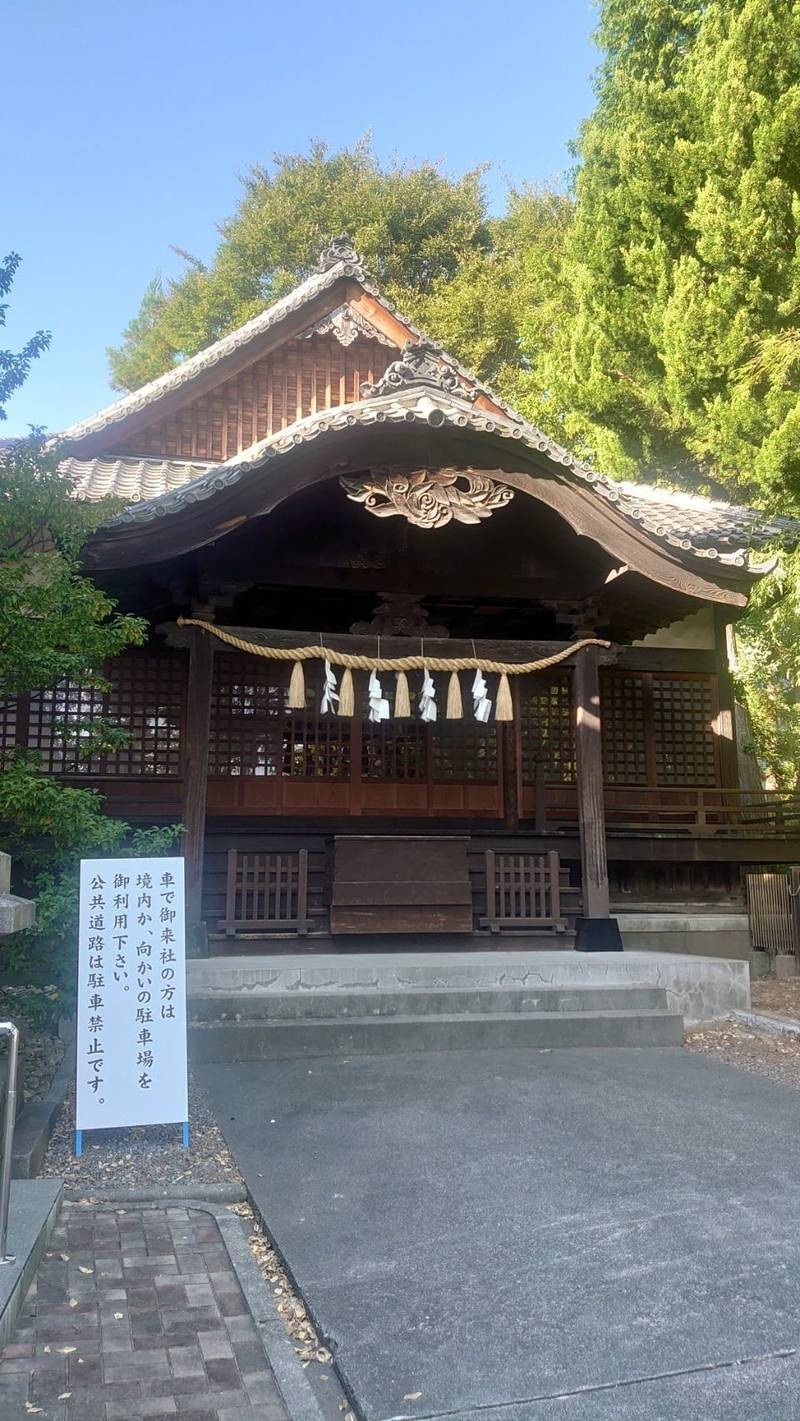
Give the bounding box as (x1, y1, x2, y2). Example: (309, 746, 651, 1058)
(114, 1312, 124, 1320)
(58, 1394, 72, 1402)
(57, 1346, 76, 1355)
(42, 1345, 51, 1354)
(69, 1298, 78, 1309)
(59, 1253, 70, 1262)
(403, 1394, 423, 1403)
(25, 1406, 43, 1415)
(78, 1265, 92, 1275)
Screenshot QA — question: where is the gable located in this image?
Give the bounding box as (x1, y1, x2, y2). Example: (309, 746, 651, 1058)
(107, 325, 399, 463)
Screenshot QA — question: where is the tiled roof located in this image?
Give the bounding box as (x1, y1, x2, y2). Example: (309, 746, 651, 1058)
(64, 455, 213, 503)
(606, 480, 795, 554)
(64, 391, 798, 568)
(57, 256, 370, 446)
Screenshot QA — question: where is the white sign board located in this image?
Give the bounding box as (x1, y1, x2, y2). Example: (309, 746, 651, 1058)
(76, 857, 188, 1132)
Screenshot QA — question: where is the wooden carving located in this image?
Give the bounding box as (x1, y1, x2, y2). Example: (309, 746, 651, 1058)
(340, 468, 514, 530)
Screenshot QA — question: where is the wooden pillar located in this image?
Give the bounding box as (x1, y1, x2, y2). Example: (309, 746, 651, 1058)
(183, 624, 214, 955)
(573, 644, 621, 949)
(713, 608, 739, 790)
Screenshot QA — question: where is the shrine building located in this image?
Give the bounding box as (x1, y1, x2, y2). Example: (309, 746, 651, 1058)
(26, 237, 800, 954)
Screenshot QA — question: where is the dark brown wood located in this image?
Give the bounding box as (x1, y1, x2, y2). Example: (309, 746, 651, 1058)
(330, 835, 472, 934)
(218, 848, 310, 935)
(573, 644, 610, 919)
(183, 626, 214, 945)
(481, 849, 566, 932)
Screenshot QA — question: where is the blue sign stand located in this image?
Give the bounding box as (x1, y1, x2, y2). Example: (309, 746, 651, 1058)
(74, 1120, 189, 1157)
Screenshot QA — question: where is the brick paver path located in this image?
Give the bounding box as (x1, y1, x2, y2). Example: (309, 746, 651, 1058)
(0, 1203, 289, 1420)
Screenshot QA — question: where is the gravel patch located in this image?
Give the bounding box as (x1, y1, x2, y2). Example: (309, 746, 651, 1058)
(18, 1028, 64, 1102)
(39, 1070, 244, 1191)
(751, 975, 800, 1019)
(685, 1019, 800, 1090)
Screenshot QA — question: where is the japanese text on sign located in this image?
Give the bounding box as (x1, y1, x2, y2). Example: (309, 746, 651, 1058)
(76, 857, 188, 1131)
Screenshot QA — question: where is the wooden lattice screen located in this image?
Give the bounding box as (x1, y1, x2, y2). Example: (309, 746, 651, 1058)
(520, 673, 575, 783)
(482, 850, 566, 932)
(601, 673, 648, 785)
(520, 669, 720, 790)
(746, 871, 797, 956)
(652, 675, 718, 786)
(21, 652, 186, 776)
(218, 849, 310, 937)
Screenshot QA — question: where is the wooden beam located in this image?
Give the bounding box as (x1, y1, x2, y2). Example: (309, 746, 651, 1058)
(573, 644, 611, 919)
(711, 607, 738, 790)
(183, 624, 214, 953)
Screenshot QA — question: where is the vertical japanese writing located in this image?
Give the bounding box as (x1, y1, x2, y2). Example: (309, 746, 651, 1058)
(85, 873, 106, 1101)
(76, 858, 187, 1133)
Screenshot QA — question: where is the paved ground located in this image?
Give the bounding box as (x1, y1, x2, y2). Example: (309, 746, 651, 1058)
(200, 1047, 800, 1421)
(0, 1203, 288, 1420)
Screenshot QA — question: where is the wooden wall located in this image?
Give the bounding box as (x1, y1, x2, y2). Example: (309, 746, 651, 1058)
(110, 335, 396, 462)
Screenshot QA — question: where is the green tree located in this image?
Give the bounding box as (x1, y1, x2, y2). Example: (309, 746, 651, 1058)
(0, 254, 50, 419)
(109, 139, 493, 391)
(0, 435, 178, 994)
(547, 0, 800, 782)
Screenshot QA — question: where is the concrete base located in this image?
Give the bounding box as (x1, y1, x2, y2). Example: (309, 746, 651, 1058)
(750, 949, 772, 978)
(574, 915, 623, 952)
(0, 1179, 62, 1350)
(775, 952, 799, 979)
(618, 912, 752, 960)
(189, 949, 750, 1026)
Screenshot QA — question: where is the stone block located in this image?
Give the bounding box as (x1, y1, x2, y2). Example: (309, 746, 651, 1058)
(749, 950, 771, 979)
(775, 953, 799, 979)
(0, 893, 35, 935)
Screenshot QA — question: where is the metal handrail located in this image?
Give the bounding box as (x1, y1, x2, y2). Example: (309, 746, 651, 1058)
(0, 1021, 19, 1265)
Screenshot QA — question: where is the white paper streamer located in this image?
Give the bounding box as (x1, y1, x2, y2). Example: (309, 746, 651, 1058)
(419, 668, 437, 722)
(472, 668, 492, 723)
(320, 659, 339, 714)
(368, 669, 390, 723)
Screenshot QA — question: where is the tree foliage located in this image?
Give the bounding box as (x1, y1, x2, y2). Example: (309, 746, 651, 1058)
(0, 435, 180, 994)
(543, 0, 800, 781)
(109, 139, 493, 391)
(0, 254, 50, 420)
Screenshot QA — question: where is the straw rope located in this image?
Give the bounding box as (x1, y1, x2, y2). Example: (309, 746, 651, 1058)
(176, 618, 610, 675)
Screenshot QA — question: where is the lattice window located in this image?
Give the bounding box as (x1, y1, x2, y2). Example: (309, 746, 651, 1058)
(0, 698, 20, 762)
(432, 724, 498, 783)
(27, 653, 186, 777)
(362, 678, 427, 780)
(520, 673, 575, 783)
(28, 682, 106, 774)
(104, 655, 185, 776)
(209, 653, 281, 777)
(284, 682, 351, 779)
(652, 675, 717, 786)
(601, 673, 648, 785)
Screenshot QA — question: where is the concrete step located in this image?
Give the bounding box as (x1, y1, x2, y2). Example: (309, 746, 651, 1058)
(188, 1008, 684, 1061)
(189, 984, 669, 1021)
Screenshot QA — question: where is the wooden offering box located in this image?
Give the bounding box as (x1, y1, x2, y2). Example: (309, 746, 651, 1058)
(330, 835, 472, 934)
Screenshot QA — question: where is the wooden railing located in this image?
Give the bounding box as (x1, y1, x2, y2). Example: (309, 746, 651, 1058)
(481, 850, 567, 933)
(218, 849, 310, 937)
(534, 786, 800, 837)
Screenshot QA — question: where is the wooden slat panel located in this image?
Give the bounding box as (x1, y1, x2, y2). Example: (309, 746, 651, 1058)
(482, 850, 566, 932)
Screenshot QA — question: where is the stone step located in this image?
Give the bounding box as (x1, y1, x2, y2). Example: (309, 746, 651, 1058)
(189, 984, 669, 1021)
(188, 1008, 684, 1062)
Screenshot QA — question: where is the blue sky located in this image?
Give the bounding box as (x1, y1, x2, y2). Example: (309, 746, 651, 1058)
(4, 0, 598, 435)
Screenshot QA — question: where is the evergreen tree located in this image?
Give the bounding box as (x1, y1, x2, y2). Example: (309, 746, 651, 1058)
(550, 0, 800, 501)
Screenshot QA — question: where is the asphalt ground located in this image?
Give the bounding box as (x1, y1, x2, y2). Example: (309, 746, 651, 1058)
(200, 1047, 800, 1420)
